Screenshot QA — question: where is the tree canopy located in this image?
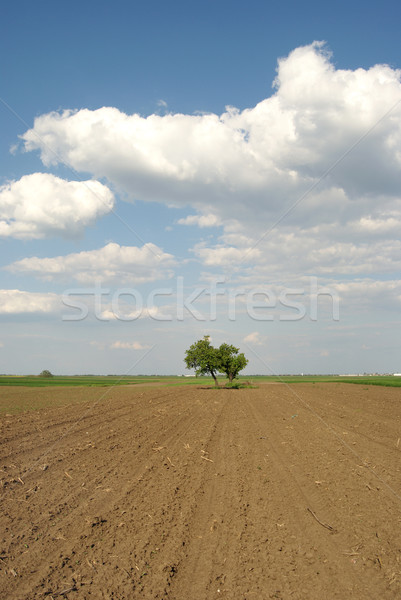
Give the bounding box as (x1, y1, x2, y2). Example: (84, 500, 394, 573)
(216, 342, 248, 383)
(38, 369, 53, 378)
(184, 336, 220, 386)
(184, 336, 248, 385)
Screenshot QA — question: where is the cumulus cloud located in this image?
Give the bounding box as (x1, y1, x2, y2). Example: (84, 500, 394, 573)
(332, 278, 401, 310)
(100, 306, 165, 321)
(0, 173, 114, 239)
(194, 243, 261, 267)
(0, 289, 60, 314)
(178, 213, 221, 227)
(199, 229, 401, 278)
(243, 332, 266, 345)
(6, 242, 176, 284)
(20, 42, 401, 276)
(111, 341, 149, 350)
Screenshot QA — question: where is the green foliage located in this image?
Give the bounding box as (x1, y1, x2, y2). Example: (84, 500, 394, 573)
(184, 336, 220, 385)
(224, 380, 255, 389)
(216, 343, 248, 383)
(184, 336, 248, 385)
(39, 369, 53, 378)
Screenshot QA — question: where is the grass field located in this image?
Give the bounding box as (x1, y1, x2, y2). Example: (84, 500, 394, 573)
(0, 374, 400, 388)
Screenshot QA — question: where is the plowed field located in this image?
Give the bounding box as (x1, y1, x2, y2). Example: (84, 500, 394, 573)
(1, 383, 401, 599)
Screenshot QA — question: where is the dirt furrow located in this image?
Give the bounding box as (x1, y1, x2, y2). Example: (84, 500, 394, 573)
(246, 387, 401, 598)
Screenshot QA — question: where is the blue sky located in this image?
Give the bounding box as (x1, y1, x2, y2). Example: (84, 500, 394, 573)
(1, 0, 401, 375)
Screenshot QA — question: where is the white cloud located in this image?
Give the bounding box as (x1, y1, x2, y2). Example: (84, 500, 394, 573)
(243, 332, 266, 345)
(0, 173, 114, 239)
(22, 44, 401, 213)
(0, 289, 60, 314)
(20, 42, 401, 277)
(193, 244, 261, 267)
(178, 213, 221, 228)
(205, 230, 401, 277)
(6, 242, 176, 284)
(100, 306, 165, 321)
(111, 341, 149, 350)
(332, 279, 401, 310)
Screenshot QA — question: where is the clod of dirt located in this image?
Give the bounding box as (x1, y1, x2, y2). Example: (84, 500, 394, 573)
(91, 516, 107, 527)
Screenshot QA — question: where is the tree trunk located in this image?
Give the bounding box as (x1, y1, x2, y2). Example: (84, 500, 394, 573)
(228, 373, 234, 383)
(211, 371, 219, 386)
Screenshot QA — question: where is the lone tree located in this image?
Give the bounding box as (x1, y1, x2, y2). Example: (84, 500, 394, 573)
(216, 342, 248, 383)
(184, 336, 220, 386)
(184, 336, 248, 385)
(39, 369, 53, 378)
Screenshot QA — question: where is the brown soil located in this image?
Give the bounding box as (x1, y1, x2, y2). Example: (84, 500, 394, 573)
(1, 383, 401, 599)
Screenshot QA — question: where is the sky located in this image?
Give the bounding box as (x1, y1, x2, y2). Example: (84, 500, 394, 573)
(1, 0, 401, 375)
